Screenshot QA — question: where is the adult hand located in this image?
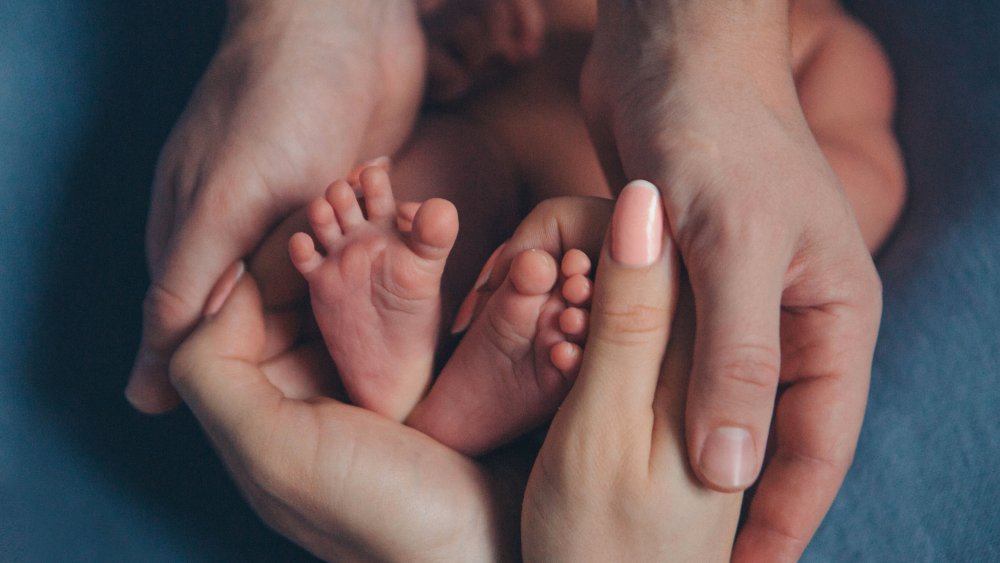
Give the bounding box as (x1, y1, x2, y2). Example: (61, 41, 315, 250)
(128, 0, 427, 413)
(580, 2, 882, 560)
(523, 181, 741, 562)
(169, 268, 524, 562)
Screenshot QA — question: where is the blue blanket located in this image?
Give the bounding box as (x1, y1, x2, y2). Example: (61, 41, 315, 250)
(1, 0, 996, 560)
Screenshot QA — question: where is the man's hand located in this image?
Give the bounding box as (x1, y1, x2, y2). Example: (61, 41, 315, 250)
(127, 0, 427, 413)
(581, 2, 882, 560)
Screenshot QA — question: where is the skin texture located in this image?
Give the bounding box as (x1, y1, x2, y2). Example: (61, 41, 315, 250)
(173, 195, 746, 562)
(169, 274, 521, 563)
(144, 0, 901, 559)
(523, 192, 742, 563)
(581, 1, 886, 560)
(167, 197, 609, 562)
(170, 195, 741, 561)
(127, 0, 427, 413)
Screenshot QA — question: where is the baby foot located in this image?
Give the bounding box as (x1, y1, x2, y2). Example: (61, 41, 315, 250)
(407, 248, 593, 455)
(289, 165, 459, 421)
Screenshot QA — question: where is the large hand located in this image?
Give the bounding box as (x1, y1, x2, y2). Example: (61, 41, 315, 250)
(128, 0, 427, 413)
(169, 269, 523, 562)
(523, 182, 741, 562)
(580, 3, 881, 560)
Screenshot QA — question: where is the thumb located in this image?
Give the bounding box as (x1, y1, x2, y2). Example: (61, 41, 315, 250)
(127, 200, 267, 414)
(169, 273, 281, 437)
(552, 181, 678, 457)
(684, 230, 787, 492)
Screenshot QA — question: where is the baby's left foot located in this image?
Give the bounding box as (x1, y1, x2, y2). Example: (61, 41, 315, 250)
(289, 166, 458, 421)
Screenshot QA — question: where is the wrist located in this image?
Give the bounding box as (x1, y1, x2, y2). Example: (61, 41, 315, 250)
(594, 0, 792, 82)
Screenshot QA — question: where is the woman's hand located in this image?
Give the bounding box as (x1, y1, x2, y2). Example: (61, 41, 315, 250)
(521, 181, 742, 562)
(167, 262, 524, 562)
(580, 3, 881, 559)
(127, 0, 428, 414)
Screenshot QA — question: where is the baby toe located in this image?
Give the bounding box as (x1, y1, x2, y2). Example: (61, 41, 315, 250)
(307, 196, 341, 249)
(289, 232, 324, 276)
(562, 274, 592, 306)
(409, 198, 459, 262)
(359, 166, 396, 224)
(559, 307, 589, 340)
(509, 249, 558, 297)
(327, 179, 365, 231)
(561, 249, 592, 278)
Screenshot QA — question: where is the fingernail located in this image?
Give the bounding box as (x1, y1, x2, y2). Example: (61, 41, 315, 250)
(699, 427, 757, 489)
(363, 156, 392, 170)
(124, 349, 172, 411)
(450, 289, 479, 335)
(451, 243, 506, 334)
(611, 180, 663, 267)
(204, 261, 245, 317)
(474, 242, 507, 291)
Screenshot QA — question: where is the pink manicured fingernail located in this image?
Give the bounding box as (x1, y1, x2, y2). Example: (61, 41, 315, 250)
(699, 427, 757, 489)
(363, 156, 392, 170)
(204, 261, 245, 317)
(611, 180, 664, 267)
(450, 289, 479, 335)
(474, 242, 507, 291)
(450, 243, 507, 334)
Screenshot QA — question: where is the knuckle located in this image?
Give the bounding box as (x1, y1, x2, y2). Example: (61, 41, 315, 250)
(595, 303, 670, 347)
(711, 345, 781, 394)
(143, 282, 198, 334)
(679, 197, 789, 270)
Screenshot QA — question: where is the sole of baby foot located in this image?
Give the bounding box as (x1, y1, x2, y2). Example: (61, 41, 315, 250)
(289, 165, 458, 421)
(408, 248, 594, 454)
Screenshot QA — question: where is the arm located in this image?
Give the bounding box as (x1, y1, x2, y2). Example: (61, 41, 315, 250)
(795, 6, 906, 250)
(127, 0, 427, 413)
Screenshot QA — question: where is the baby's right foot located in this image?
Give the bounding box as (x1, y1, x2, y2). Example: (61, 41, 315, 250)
(289, 166, 458, 421)
(407, 248, 593, 455)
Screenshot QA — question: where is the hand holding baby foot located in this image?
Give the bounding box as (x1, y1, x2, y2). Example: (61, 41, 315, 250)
(169, 272, 522, 562)
(524, 182, 741, 562)
(582, 4, 881, 559)
(127, 0, 426, 413)
(290, 165, 458, 421)
(407, 245, 594, 455)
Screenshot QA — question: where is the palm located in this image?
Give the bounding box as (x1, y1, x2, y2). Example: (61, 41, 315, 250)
(213, 259, 525, 561)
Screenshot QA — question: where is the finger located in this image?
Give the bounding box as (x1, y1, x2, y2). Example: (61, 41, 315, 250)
(128, 195, 268, 414)
(553, 181, 678, 454)
(684, 220, 789, 492)
(170, 275, 284, 443)
(733, 279, 879, 562)
(248, 206, 310, 309)
(145, 162, 178, 272)
(482, 197, 612, 295)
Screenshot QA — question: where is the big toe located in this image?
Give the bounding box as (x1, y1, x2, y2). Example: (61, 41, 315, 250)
(409, 198, 459, 262)
(509, 249, 559, 296)
(479, 250, 558, 346)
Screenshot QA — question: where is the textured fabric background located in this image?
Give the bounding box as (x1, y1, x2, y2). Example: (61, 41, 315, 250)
(1, 1, 996, 561)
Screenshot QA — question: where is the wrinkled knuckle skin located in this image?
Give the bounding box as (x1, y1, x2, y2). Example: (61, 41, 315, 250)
(143, 282, 197, 335)
(595, 303, 670, 348)
(680, 200, 787, 270)
(713, 347, 781, 393)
